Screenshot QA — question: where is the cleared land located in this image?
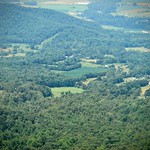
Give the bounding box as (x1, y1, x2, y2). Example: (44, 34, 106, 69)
(81, 62, 100, 68)
(82, 77, 97, 86)
(125, 47, 150, 53)
(37, 0, 90, 13)
(51, 87, 84, 97)
(113, 63, 129, 73)
(38, 4, 87, 13)
(39, 0, 90, 5)
(141, 84, 150, 96)
(52, 66, 106, 78)
(63, 67, 106, 78)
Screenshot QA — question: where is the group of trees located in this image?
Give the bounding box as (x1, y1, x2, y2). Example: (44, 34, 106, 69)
(0, 78, 150, 150)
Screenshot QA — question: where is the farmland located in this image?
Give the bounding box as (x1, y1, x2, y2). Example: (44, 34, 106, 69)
(38, 4, 88, 13)
(51, 87, 84, 97)
(101, 25, 150, 34)
(115, 0, 150, 17)
(52, 66, 106, 78)
(63, 67, 106, 78)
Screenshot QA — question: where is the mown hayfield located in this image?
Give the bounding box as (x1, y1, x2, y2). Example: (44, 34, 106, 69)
(51, 87, 84, 97)
(63, 67, 106, 78)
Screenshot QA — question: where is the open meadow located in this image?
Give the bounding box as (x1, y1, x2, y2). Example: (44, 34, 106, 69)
(51, 87, 84, 97)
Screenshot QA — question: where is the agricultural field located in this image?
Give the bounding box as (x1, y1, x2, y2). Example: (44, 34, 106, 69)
(125, 47, 150, 52)
(38, 4, 88, 13)
(115, 0, 150, 17)
(82, 77, 97, 86)
(36, 0, 91, 14)
(52, 66, 106, 78)
(63, 67, 106, 78)
(101, 25, 150, 34)
(51, 87, 84, 97)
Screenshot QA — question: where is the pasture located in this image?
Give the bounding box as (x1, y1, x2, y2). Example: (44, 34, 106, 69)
(52, 66, 106, 78)
(37, 0, 90, 13)
(101, 25, 150, 34)
(51, 87, 84, 97)
(63, 67, 106, 78)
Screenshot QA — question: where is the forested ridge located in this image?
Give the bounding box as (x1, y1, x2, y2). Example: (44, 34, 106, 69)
(0, 3, 150, 150)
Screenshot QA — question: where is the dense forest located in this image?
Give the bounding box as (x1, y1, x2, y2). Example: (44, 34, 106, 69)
(0, 2, 150, 150)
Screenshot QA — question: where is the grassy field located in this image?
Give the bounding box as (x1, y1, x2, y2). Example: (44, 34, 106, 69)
(125, 47, 150, 53)
(101, 25, 150, 33)
(37, 0, 89, 13)
(51, 87, 84, 97)
(0, 43, 39, 58)
(81, 61, 100, 68)
(37, 0, 90, 4)
(113, 63, 129, 73)
(52, 66, 106, 78)
(63, 67, 106, 78)
(38, 4, 88, 13)
(141, 84, 150, 96)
